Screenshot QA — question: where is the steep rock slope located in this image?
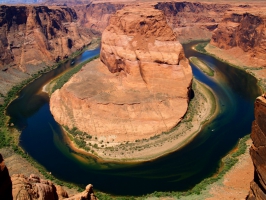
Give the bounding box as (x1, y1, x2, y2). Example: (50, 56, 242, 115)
(50, 5, 192, 143)
(155, 1, 231, 42)
(74, 2, 124, 34)
(0, 5, 93, 97)
(210, 9, 266, 67)
(74, 1, 231, 42)
(247, 94, 266, 199)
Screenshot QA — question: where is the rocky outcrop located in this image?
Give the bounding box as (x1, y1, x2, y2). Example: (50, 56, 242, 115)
(0, 151, 98, 200)
(11, 173, 97, 200)
(50, 5, 192, 143)
(12, 174, 66, 200)
(247, 94, 266, 199)
(0, 5, 93, 97)
(210, 10, 266, 67)
(65, 184, 97, 200)
(0, 154, 12, 200)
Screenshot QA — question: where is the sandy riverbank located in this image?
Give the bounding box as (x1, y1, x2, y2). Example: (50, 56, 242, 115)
(60, 78, 218, 162)
(204, 43, 266, 92)
(205, 139, 253, 200)
(42, 41, 100, 95)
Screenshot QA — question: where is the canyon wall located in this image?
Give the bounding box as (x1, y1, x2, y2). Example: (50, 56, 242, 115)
(0, 5, 93, 98)
(74, 1, 231, 42)
(74, 2, 124, 34)
(210, 10, 266, 67)
(50, 5, 192, 143)
(155, 2, 231, 42)
(0, 1, 235, 100)
(247, 94, 266, 199)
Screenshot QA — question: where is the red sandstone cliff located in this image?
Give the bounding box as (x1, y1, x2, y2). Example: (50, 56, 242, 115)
(0, 5, 93, 98)
(210, 9, 266, 67)
(155, 2, 231, 42)
(50, 5, 192, 143)
(74, 1, 231, 42)
(247, 94, 266, 199)
(74, 2, 124, 34)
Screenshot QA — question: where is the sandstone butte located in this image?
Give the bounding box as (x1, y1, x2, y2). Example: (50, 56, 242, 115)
(50, 5, 192, 143)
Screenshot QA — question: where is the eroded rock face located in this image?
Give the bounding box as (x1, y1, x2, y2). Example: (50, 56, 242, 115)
(247, 94, 266, 199)
(0, 154, 12, 200)
(11, 173, 97, 200)
(0, 153, 97, 200)
(74, 2, 124, 34)
(50, 5, 192, 143)
(74, 1, 231, 43)
(0, 5, 92, 97)
(0, 5, 92, 70)
(210, 11, 266, 65)
(12, 174, 62, 200)
(155, 2, 231, 43)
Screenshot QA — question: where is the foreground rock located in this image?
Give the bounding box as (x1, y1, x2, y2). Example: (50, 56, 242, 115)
(0, 153, 97, 200)
(50, 5, 192, 144)
(247, 94, 266, 199)
(0, 154, 12, 200)
(12, 174, 97, 200)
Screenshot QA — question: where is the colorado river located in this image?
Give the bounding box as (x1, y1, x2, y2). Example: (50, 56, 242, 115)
(6, 41, 261, 196)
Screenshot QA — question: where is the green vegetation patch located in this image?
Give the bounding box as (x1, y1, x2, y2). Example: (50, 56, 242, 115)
(189, 56, 214, 76)
(51, 55, 99, 94)
(194, 42, 208, 53)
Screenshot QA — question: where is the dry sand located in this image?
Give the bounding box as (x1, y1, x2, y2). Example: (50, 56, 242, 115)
(206, 139, 253, 200)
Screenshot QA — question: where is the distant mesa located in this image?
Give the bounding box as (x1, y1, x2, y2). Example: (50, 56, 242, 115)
(50, 5, 192, 143)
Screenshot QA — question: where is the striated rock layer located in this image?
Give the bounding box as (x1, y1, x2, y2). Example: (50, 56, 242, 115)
(210, 9, 266, 67)
(0, 5, 93, 97)
(50, 5, 192, 143)
(73, 1, 231, 42)
(155, 1, 231, 43)
(247, 94, 266, 199)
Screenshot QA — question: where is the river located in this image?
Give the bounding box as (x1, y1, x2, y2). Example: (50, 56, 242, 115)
(6, 41, 261, 196)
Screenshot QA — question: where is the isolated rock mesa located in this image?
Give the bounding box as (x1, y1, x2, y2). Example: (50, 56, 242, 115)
(247, 94, 266, 199)
(50, 5, 192, 143)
